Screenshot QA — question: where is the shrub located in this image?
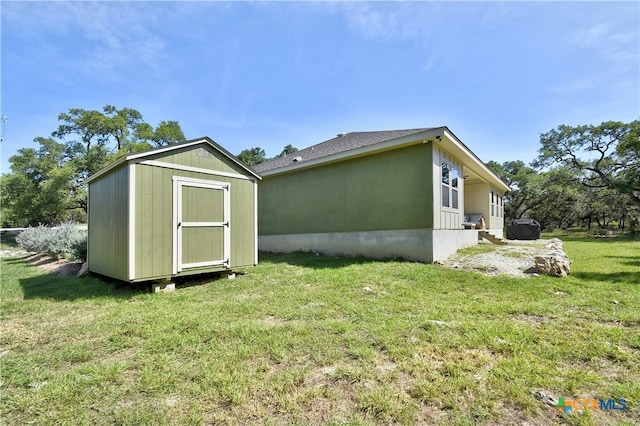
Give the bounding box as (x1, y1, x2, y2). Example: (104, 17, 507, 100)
(16, 223, 87, 261)
(70, 235, 88, 262)
(15, 225, 51, 253)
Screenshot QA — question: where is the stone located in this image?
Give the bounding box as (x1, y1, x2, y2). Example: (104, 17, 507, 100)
(531, 389, 558, 406)
(152, 282, 176, 293)
(546, 238, 564, 251)
(77, 262, 89, 277)
(534, 250, 571, 277)
(425, 320, 449, 326)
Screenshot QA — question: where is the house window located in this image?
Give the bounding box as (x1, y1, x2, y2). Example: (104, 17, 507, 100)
(491, 191, 503, 218)
(491, 191, 496, 216)
(441, 161, 459, 209)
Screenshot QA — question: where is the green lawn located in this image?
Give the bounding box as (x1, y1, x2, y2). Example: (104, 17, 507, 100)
(1, 236, 638, 425)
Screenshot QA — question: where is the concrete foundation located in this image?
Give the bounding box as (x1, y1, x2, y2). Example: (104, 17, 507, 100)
(431, 229, 480, 261)
(259, 228, 481, 263)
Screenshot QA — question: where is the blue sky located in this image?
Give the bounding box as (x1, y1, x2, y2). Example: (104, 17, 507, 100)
(1, 1, 638, 173)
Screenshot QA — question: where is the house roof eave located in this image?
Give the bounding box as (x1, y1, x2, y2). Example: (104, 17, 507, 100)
(259, 127, 447, 177)
(259, 126, 510, 193)
(439, 129, 511, 193)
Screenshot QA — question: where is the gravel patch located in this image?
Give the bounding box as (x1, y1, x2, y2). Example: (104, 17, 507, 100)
(441, 240, 551, 277)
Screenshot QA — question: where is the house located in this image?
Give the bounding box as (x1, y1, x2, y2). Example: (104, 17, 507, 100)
(86, 137, 261, 283)
(253, 127, 509, 263)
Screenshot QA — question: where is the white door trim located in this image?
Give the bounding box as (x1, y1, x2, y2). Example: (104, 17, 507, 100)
(172, 176, 230, 274)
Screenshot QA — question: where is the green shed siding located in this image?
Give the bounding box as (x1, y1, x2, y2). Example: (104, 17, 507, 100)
(227, 177, 257, 267)
(145, 144, 248, 177)
(135, 164, 172, 280)
(88, 139, 258, 283)
(259, 143, 434, 235)
(88, 166, 129, 281)
(133, 165, 256, 282)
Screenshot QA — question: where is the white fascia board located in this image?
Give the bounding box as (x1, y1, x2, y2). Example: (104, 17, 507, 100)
(138, 160, 252, 181)
(125, 139, 207, 161)
(171, 175, 230, 189)
(253, 179, 258, 265)
(259, 128, 446, 177)
(128, 163, 136, 281)
(84, 156, 128, 184)
(440, 129, 511, 193)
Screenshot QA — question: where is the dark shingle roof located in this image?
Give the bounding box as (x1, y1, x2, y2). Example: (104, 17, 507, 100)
(254, 128, 440, 173)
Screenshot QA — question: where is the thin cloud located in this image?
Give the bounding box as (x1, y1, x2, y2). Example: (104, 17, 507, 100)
(340, 2, 441, 41)
(3, 2, 168, 81)
(569, 22, 638, 62)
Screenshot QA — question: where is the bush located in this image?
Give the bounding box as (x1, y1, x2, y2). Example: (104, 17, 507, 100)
(70, 235, 88, 262)
(15, 225, 51, 253)
(16, 223, 87, 262)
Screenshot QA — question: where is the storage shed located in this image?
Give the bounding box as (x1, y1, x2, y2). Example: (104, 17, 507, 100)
(86, 137, 261, 283)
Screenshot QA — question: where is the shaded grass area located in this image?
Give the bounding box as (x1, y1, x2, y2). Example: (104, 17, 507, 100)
(1, 237, 638, 425)
(0, 232, 19, 250)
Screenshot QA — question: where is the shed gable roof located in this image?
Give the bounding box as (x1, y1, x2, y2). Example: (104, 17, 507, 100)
(86, 136, 262, 183)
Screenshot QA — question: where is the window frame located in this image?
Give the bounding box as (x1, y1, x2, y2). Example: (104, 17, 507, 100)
(490, 191, 503, 218)
(441, 160, 460, 210)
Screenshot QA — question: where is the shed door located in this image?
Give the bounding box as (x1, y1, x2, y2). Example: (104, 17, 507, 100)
(172, 177, 230, 274)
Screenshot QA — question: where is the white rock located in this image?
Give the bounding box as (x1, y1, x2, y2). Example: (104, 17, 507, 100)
(77, 262, 89, 277)
(425, 320, 449, 326)
(534, 250, 571, 277)
(546, 238, 564, 251)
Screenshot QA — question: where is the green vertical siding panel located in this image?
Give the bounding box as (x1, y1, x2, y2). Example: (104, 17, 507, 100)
(147, 145, 247, 177)
(183, 187, 224, 222)
(424, 143, 434, 229)
(344, 146, 432, 230)
(259, 144, 433, 235)
(152, 166, 167, 276)
(132, 166, 256, 280)
(229, 179, 256, 267)
(88, 166, 129, 280)
(135, 164, 173, 280)
(259, 175, 286, 235)
(183, 228, 224, 263)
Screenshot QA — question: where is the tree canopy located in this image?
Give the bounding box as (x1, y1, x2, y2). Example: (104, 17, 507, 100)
(237, 147, 267, 167)
(236, 145, 300, 167)
(535, 120, 640, 208)
(1, 105, 185, 227)
(486, 160, 540, 221)
(486, 120, 640, 232)
(487, 159, 637, 232)
(278, 144, 298, 158)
